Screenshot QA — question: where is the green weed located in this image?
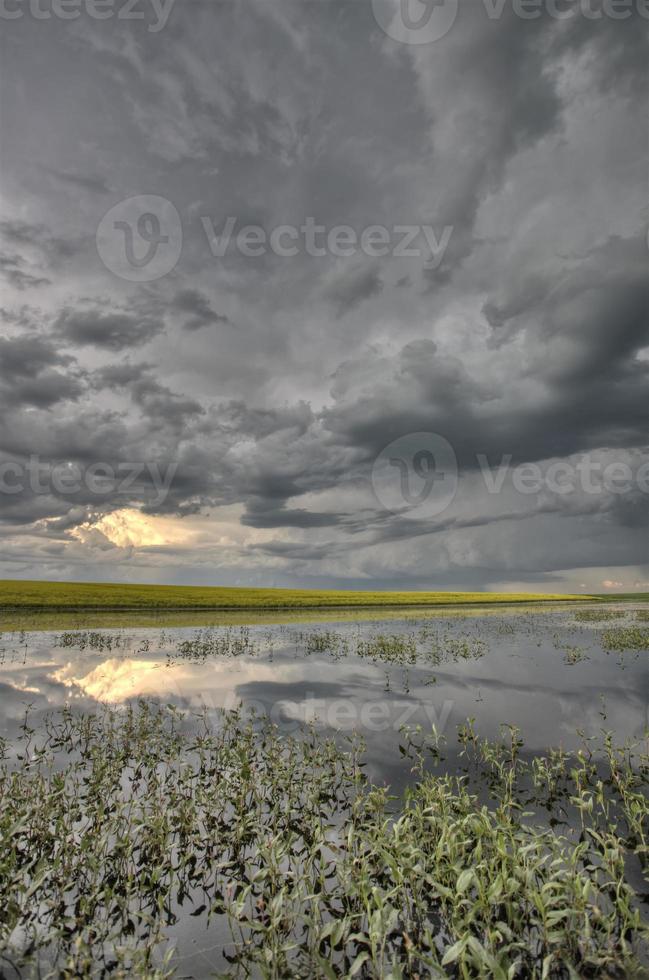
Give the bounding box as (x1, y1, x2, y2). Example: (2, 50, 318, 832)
(1, 705, 648, 977)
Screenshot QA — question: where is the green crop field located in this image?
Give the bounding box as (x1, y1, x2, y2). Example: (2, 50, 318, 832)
(592, 593, 649, 603)
(0, 579, 596, 611)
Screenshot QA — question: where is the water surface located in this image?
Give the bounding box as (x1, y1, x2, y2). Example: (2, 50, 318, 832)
(2, 603, 647, 768)
(2, 602, 648, 975)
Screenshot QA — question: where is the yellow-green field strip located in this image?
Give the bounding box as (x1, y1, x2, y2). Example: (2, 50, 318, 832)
(0, 579, 597, 612)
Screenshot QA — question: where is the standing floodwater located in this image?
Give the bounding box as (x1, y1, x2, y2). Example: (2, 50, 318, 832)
(1, 603, 647, 772)
(1, 602, 648, 976)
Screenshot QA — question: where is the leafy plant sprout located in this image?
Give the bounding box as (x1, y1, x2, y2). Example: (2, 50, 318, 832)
(1, 702, 648, 977)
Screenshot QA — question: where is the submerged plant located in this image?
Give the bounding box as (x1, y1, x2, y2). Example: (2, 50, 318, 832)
(562, 644, 589, 665)
(298, 627, 487, 671)
(175, 626, 258, 662)
(575, 610, 625, 623)
(602, 627, 649, 652)
(0, 704, 648, 978)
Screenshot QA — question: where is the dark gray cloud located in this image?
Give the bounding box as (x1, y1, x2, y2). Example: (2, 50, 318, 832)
(0, 335, 83, 409)
(0, 253, 51, 290)
(0, 305, 42, 328)
(0, 219, 83, 263)
(54, 308, 164, 350)
(4, 373, 84, 410)
(92, 361, 152, 389)
(241, 500, 346, 530)
(0, 333, 72, 377)
(44, 168, 113, 195)
(325, 264, 384, 318)
(130, 376, 204, 425)
(0, 1, 646, 588)
(172, 288, 230, 330)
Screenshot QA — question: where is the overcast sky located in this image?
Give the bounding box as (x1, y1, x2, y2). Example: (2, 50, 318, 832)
(0, 0, 647, 592)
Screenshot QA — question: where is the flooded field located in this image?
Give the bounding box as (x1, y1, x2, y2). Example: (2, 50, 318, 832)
(2, 604, 648, 771)
(1, 602, 648, 976)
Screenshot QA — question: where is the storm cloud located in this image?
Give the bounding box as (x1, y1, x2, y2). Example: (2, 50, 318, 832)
(0, 0, 646, 591)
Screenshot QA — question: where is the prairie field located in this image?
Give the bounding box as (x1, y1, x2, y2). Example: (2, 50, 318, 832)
(0, 579, 593, 611)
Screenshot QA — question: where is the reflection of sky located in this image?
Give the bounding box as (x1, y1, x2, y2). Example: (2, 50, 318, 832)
(0, 609, 647, 781)
(1, 610, 646, 978)
(51, 657, 290, 706)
